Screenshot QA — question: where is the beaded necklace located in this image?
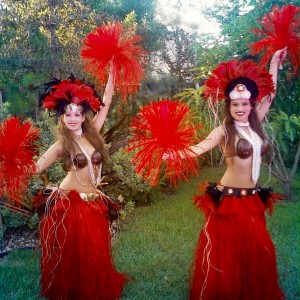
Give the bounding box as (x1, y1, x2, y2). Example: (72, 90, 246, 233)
(72, 141, 102, 188)
(234, 121, 262, 183)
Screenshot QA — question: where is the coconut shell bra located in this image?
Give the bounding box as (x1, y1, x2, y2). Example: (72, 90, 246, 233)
(73, 151, 102, 168)
(236, 138, 270, 159)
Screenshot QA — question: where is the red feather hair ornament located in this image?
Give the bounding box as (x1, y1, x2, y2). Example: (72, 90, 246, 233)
(0, 117, 40, 203)
(81, 22, 147, 100)
(203, 59, 274, 103)
(127, 100, 202, 186)
(42, 78, 102, 113)
(248, 4, 300, 73)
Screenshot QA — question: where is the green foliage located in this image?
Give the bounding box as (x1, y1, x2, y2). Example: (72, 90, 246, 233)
(2, 85, 37, 117)
(0, 0, 100, 83)
(104, 149, 152, 204)
(0, 102, 11, 121)
(274, 70, 300, 117)
(265, 110, 300, 165)
(0, 209, 37, 232)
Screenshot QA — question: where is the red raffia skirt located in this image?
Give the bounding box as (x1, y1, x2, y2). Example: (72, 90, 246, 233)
(34, 189, 129, 300)
(189, 185, 285, 300)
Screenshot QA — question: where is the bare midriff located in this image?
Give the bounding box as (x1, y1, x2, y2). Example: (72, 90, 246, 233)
(220, 155, 257, 188)
(60, 167, 99, 193)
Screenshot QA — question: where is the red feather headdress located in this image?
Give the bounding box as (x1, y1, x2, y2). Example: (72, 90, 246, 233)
(81, 22, 147, 100)
(203, 59, 274, 103)
(127, 100, 202, 186)
(42, 77, 102, 114)
(0, 117, 40, 203)
(248, 4, 300, 73)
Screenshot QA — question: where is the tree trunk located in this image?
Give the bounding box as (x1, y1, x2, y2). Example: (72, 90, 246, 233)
(35, 92, 40, 122)
(283, 180, 291, 199)
(48, 0, 60, 79)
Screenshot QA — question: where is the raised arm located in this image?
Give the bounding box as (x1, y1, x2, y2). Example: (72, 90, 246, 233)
(256, 47, 287, 121)
(91, 68, 115, 132)
(35, 141, 63, 174)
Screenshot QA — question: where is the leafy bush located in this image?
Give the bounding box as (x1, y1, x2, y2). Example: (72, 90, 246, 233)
(103, 149, 152, 205)
(0, 102, 11, 121)
(0, 208, 38, 234)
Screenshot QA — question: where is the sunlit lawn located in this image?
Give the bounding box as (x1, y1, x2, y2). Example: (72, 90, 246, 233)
(0, 166, 299, 299)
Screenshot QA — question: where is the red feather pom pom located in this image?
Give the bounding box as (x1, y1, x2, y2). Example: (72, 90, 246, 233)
(0, 117, 40, 203)
(249, 4, 300, 73)
(81, 22, 147, 100)
(203, 59, 275, 103)
(127, 100, 202, 186)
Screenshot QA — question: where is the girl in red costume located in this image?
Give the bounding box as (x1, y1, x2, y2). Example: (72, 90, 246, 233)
(190, 49, 287, 300)
(164, 48, 287, 299)
(33, 70, 129, 299)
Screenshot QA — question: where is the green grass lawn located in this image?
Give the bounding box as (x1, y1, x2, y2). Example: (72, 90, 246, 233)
(0, 166, 299, 299)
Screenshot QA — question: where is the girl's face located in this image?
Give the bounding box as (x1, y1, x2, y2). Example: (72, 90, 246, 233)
(62, 110, 85, 132)
(229, 99, 252, 123)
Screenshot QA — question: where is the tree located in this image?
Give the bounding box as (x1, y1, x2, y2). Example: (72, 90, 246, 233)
(0, 0, 105, 118)
(264, 110, 300, 198)
(0, 0, 102, 80)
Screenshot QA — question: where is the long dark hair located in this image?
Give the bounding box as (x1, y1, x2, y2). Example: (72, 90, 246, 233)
(222, 99, 266, 157)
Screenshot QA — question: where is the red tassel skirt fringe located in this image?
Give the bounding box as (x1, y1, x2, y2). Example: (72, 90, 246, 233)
(36, 189, 129, 300)
(189, 190, 285, 300)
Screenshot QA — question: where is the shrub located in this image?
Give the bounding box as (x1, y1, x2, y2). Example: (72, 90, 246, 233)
(103, 149, 152, 205)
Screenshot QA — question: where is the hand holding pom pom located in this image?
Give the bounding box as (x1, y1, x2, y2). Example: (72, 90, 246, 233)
(270, 47, 288, 70)
(249, 4, 300, 74)
(127, 100, 202, 186)
(81, 22, 147, 101)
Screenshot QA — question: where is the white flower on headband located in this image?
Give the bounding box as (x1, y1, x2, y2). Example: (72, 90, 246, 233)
(229, 84, 251, 100)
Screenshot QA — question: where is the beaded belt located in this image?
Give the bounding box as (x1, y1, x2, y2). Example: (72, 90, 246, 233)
(216, 184, 257, 197)
(79, 192, 100, 202)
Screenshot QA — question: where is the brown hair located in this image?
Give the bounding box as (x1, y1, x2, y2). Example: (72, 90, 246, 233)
(222, 99, 266, 157)
(57, 113, 109, 170)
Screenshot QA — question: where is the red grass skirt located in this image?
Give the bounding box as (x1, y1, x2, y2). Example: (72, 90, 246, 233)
(35, 189, 129, 300)
(189, 190, 284, 300)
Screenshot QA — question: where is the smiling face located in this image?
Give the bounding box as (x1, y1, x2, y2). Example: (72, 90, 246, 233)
(62, 109, 85, 132)
(229, 98, 253, 123)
